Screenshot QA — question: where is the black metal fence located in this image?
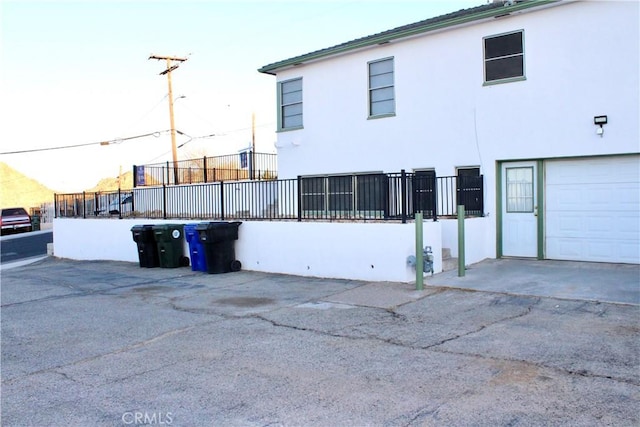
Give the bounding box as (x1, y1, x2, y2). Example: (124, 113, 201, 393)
(55, 171, 483, 222)
(133, 152, 277, 187)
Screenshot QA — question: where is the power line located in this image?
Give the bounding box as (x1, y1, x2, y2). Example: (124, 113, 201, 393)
(0, 130, 168, 155)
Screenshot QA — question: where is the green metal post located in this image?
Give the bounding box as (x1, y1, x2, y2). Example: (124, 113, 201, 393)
(458, 205, 465, 277)
(415, 212, 424, 290)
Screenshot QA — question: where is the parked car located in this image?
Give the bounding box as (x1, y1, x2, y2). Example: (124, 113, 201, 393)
(108, 193, 133, 215)
(1, 207, 32, 235)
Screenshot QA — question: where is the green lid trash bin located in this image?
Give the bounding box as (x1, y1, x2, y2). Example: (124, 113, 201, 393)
(152, 224, 189, 268)
(31, 215, 41, 231)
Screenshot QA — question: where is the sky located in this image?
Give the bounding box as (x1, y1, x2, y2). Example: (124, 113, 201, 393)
(1, 0, 484, 193)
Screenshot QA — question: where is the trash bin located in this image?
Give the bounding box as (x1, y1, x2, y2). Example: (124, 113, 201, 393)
(196, 221, 242, 274)
(31, 215, 41, 231)
(131, 225, 160, 268)
(184, 223, 207, 272)
(152, 224, 189, 268)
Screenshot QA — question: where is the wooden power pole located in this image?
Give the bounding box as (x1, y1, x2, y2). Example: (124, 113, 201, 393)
(149, 54, 188, 184)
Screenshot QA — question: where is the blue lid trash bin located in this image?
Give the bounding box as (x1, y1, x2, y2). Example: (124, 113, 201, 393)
(131, 225, 160, 268)
(184, 223, 207, 272)
(196, 221, 242, 274)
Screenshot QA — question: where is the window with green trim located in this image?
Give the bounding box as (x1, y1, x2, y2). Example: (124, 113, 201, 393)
(484, 31, 524, 83)
(301, 174, 388, 218)
(279, 78, 302, 130)
(368, 58, 395, 117)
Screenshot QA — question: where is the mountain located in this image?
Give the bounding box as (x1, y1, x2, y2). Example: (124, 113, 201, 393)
(86, 170, 161, 192)
(87, 171, 134, 192)
(0, 162, 55, 210)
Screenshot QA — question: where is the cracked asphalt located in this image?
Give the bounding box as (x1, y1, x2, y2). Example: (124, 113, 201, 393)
(1, 258, 638, 426)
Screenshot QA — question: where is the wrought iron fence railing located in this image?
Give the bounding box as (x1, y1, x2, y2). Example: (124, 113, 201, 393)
(133, 152, 277, 187)
(55, 171, 484, 222)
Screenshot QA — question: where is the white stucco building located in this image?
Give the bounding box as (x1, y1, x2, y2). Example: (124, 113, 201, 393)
(54, 0, 639, 281)
(259, 0, 640, 265)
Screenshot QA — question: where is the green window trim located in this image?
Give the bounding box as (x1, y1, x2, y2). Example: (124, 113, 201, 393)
(277, 77, 303, 131)
(368, 57, 395, 118)
(300, 173, 388, 216)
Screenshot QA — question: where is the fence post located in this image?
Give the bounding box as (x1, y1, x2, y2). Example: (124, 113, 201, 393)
(82, 192, 86, 219)
(54, 194, 58, 218)
(297, 175, 302, 222)
(118, 188, 122, 219)
(166, 161, 170, 186)
(163, 184, 167, 219)
(132, 165, 137, 188)
(249, 150, 254, 181)
(457, 205, 465, 277)
(433, 175, 438, 222)
(203, 156, 208, 183)
(220, 181, 225, 221)
(400, 169, 407, 224)
(480, 175, 485, 217)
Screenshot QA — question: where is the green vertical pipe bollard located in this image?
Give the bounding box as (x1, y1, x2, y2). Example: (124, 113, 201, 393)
(415, 212, 424, 290)
(458, 205, 465, 277)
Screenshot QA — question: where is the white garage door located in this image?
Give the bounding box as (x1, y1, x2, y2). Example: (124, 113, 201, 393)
(545, 156, 640, 264)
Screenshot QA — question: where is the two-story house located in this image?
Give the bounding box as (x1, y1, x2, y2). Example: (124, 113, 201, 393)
(259, 0, 639, 265)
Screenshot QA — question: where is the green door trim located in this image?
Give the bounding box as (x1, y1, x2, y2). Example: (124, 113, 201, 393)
(496, 162, 503, 258)
(536, 160, 544, 260)
(495, 160, 544, 260)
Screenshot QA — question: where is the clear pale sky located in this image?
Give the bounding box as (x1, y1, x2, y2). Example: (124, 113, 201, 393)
(1, 0, 483, 192)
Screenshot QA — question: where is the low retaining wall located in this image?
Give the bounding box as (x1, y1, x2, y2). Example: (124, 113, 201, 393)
(53, 218, 443, 282)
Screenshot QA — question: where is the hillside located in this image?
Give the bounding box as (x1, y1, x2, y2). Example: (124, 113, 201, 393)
(87, 171, 134, 192)
(0, 162, 55, 210)
(86, 170, 162, 192)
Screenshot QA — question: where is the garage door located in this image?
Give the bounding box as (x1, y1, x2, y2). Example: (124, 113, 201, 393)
(546, 156, 640, 264)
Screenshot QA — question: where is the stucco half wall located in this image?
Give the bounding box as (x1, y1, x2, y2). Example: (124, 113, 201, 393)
(53, 218, 454, 282)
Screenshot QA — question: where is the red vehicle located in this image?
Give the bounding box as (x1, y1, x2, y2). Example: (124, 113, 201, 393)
(1, 207, 32, 235)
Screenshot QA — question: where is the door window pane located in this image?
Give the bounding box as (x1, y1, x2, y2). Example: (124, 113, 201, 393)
(506, 167, 534, 212)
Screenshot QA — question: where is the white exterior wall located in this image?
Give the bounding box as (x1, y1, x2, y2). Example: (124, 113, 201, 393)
(275, 1, 638, 176)
(53, 218, 442, 282)
(440, 217, 494, 264)
(272, 1, 638, 262)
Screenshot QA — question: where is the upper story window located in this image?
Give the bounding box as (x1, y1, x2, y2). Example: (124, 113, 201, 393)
(484, 30, 525, 84)
(368, 57, 395, 117)
(278, 78, 303, 131)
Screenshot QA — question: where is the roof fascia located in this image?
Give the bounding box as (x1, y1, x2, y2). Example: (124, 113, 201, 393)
(258, 0, 559, 75)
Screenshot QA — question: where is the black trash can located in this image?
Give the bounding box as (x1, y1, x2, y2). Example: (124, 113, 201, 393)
(131, 225, 160, 268)
(196, 222, 242, 274)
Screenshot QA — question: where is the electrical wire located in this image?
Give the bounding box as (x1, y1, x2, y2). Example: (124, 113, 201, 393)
(0, 130, 169, 155)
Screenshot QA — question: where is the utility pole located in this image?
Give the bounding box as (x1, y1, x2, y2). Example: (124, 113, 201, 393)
(149, 54, 188, 184)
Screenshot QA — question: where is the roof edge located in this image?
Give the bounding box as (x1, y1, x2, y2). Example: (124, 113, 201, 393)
(258, 0, 559, 75)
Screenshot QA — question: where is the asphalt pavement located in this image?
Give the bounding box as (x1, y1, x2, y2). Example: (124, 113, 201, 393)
(0, 230, 52, 265)
(1, 257, 638, 426)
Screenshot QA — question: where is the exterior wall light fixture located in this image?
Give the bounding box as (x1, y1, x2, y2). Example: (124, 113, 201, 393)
(594, 115, 607, 137)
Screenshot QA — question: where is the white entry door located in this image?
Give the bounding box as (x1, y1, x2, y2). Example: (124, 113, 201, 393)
(502, 162, 538, 257)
